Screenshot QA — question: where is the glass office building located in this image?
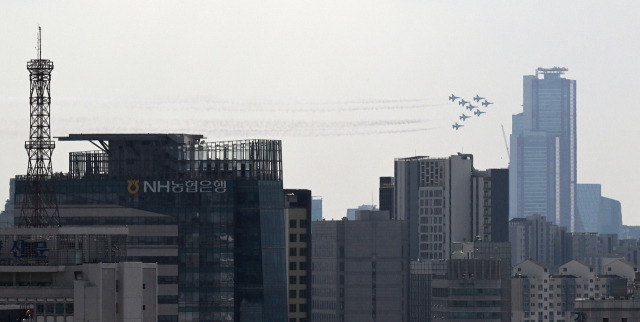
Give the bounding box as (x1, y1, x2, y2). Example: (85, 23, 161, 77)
(14, 134, 287, 322)
(510, 67, 577, 231)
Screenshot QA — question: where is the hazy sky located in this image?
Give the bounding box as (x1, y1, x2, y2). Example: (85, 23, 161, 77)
(2, 1, 640, 224)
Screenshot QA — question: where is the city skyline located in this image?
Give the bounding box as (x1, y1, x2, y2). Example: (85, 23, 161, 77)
(2, 2, 640, 226)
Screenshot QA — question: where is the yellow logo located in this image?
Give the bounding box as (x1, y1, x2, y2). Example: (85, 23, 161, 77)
(127, 180, 140, 194)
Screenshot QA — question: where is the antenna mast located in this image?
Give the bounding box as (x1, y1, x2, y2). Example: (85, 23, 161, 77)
(19, 27, 60, 227)
(37, 26, 41, 60)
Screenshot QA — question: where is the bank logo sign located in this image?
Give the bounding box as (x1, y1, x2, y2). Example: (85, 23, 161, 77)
(128, 180, 227, 194)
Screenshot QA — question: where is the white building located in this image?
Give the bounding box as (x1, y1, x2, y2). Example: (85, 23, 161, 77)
(0, 262, 157, 322)
(512, 259, 627, 322)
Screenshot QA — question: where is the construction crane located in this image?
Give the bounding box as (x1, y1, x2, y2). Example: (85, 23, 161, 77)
(501, 124, 510, 162)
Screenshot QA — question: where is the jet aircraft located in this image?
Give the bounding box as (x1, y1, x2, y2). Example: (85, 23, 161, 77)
(466, 104, 477, 111)
(482, 100, 493, 107)
(458, 99, 469, 106)
(459, 114, 470, 121)
(452, 122, 464, 130)
(473, 95, 484, 102)
(474, 109, 486, 116)
(449, 94, 459, 102)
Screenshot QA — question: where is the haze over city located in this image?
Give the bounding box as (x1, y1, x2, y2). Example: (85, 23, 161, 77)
(2, 1, 640, 224)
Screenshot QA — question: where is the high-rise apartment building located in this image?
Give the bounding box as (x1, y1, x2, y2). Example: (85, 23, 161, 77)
(395, 154, 509, 260)
(13, 134, 288, 322)
(311, 211, 409, 322)
(510, 67, 577, 231)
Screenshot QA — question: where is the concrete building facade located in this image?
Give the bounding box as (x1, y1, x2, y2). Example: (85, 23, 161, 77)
(285, 189, 312, 322)
(395, 154, 509, 261)
(311, 211, 409, 322)
(509, 214, 572, 269)
(512, 259, 628, 322)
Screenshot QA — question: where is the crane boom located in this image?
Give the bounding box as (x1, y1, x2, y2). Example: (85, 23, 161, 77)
(501, 124, 510, 162)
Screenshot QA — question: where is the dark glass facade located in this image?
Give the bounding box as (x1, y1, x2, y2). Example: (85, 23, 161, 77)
(14, 134, 287, 322)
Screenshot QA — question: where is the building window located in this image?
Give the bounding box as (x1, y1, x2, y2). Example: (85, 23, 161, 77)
(290, 234, 297, 243)
(290, 276, 297, 284)
(290, 220, 297, 228)
(290, 248, 297, 256)
(290, 262, 297, 270)
(289, 290, 297, 298)
(289, 304, 296, 312)
(300, 220, 307, 228)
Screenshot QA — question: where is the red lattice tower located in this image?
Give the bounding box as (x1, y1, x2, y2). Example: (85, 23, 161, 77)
(19, 27, 60, 227)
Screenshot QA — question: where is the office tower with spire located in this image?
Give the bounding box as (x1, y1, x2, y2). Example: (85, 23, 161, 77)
(510, 67, 577, 231)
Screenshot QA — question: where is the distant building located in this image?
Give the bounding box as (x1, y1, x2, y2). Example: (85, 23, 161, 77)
(379, 177, 394, 219)
(410, 242, 511, 322)
(0, 226, 157, 322)
(312, 196, 323, 221)
(620, 225, 640, 239)
(511, 259, 628, 322)
(615, 239, 640, 267)
(576, 184, 623, 234)
(311, 211, 409, 322)
(431, 259, 511, 322)
(285, 189, 312, 322)
(395, 154, 509, 260)
(509, 214, 572, 269)
(0, 179, 14, 228)
(573, 298, 640, 322)
(345, 204, 376, 220)
(510, 67, 577, 231)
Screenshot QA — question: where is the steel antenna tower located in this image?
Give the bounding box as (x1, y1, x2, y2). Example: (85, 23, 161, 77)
(19, 26, 60, 227)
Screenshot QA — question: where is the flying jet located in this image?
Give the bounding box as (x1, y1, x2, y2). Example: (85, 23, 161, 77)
(459, 114, 470, 121)
(458, 99, 469, 106)
(466, 104, 477, 111)
(474, 109, 486, 116)
(482, 100, 493, 107)
(473, 95, 484, 102)
(452, 122, 464, 130)
(449, 94, 459, 102)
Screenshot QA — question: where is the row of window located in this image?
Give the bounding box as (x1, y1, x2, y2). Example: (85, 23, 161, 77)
(289, 219, 308, 229)
(289, 261, 309, 271)
(289, 275, 309, 284)
(289, 289, 308, 298)
(289, 303, 308, 312)
(289, 247, 308, 257)
(290, 234, 308, 243)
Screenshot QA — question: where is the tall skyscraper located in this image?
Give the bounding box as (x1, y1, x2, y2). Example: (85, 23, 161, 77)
(510, 67, 577, 231)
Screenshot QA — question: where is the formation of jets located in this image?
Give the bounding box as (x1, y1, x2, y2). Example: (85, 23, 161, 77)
(448, 93, 494, 130)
